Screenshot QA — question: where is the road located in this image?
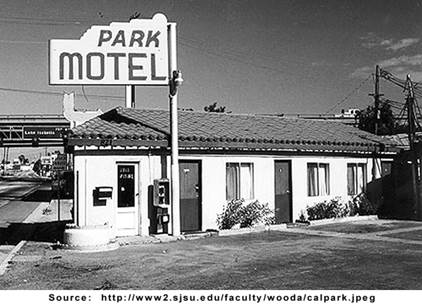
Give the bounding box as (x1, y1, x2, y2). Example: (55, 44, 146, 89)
(0, 179, 52, 226)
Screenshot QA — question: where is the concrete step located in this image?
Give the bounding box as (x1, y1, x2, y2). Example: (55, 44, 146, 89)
(182, 230, 218, 239)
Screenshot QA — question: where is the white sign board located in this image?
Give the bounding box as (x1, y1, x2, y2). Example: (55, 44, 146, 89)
(49, 13, 169, 85)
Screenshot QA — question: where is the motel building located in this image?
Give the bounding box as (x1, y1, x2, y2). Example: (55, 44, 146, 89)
(64, 106, 398, 241)
(48, 13, 398, 245)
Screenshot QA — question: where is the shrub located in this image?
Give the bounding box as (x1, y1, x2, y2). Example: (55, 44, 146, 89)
(217, 200, 274, 230)
(354, 193, 377, 215)
(239, 200, 275, 228)
(216, 199, 243, 230)
(306, 197, 348, 220)
(305, 194, 377, 221)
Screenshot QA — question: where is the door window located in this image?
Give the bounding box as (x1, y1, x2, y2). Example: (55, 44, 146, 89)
(117, 165, 135, 207)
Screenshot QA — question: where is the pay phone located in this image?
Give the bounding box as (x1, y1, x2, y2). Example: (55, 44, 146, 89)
(152, 178, 169, 234)
(153, 178, 170, 207)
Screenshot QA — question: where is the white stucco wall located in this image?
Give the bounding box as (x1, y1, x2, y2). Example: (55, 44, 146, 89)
(180, 154, 381, 230)
(74, 148, 387, 236)
(73, 151, 165, 237)
(179, 155, 275, 230)
(289, 155, 376, 220)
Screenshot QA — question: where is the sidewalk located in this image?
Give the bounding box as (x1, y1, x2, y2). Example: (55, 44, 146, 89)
(0, 199, 73, 272)
(288, 224, 422, 245)
(0, 201, 43, 228)
(23, 199, 73, 223)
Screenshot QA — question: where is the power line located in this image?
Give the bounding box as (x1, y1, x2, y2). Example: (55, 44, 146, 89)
(179, 38, 331, 73)
(81, 85, 90, 103)
(324, 74, 372, 114)
(178, 39, 330, 92)
(0, 16, 92, 26)
(0, 86, 125, 100)
(0, 39, 45, 45)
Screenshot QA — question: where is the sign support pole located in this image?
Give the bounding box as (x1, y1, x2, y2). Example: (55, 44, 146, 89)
(168, 23, 181, 237)
(57, 175, 61, 222)
(125, 85, 135, 108)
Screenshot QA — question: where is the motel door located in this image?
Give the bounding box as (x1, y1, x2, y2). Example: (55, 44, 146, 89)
(274, 160, 292, 223)
(116, 164, 138, 236)
(179, 161, 202, 232)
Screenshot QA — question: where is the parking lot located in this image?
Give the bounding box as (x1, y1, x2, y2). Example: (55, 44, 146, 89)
(1, 218, 422, 290)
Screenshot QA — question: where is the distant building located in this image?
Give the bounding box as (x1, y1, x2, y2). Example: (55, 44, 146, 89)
(264, 108, 360, 126)
(336, 108, 361, 118)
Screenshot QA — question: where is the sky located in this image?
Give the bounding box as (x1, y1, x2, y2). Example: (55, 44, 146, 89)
(1, 0, 422, 117)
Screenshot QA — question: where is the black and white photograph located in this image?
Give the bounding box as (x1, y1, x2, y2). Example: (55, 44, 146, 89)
(0, 0, 421, 300)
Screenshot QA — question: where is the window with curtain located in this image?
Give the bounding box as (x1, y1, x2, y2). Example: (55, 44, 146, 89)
(347, 163, 367, 195)
(226, 163, 254, 200)
(307, 163, 330, 196)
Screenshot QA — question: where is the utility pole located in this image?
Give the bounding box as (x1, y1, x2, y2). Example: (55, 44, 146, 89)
(125, 85, 135, 108)
(2, 147, 5, 176)
(168, 23, 183, 236)
(405, 74, 420, 219)
(370, 65, 383, 180)
(369, 65, 383, 135)
(125, 13, 138, 109)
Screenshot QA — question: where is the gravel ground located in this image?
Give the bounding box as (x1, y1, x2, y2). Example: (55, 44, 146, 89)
(1, 221, 422, 290)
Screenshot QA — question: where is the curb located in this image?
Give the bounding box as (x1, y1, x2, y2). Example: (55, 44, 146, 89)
(308, 215, 378, 226)
(0, 240, 26, 276)
(217, 216, 379, 236)
(60, 241, 120, 253)
(218, 224, 287, 236)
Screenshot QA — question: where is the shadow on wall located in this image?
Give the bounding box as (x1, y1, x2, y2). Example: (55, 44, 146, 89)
(0, 221, 71, 245)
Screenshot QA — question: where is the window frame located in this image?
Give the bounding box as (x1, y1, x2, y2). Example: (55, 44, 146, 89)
(307, 162, 330, 197)
(225, 162, 254, 201)
(347, 163, 367, 195)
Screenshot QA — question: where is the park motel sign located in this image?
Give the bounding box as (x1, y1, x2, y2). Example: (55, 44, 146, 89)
(48, 13, 184, 237)
(49, 13, 169, 85)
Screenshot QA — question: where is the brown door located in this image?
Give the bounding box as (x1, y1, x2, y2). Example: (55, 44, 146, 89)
(179, 160, 201, 232)
(274, 160, 292, 223)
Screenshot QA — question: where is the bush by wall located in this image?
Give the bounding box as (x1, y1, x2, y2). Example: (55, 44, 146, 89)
(304, 194, 376, 221)
(216, 199, 243, 230)
(306, 197, 348, 220)
(353, 193, 377, 215)
(217, 200, 274, 230)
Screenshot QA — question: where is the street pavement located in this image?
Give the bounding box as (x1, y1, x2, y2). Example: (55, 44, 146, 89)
(0, 178, 71, 271)
(0, 180, 52, 227)
(0, 180, 41, 200)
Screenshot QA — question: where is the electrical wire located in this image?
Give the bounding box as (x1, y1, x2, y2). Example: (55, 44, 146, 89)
(0, 86, 124, 100)
(81, 85, 90, 103)
(0, 39, 45, 45)
(0, 15, 93, 26)
(324, 74, 372, 114)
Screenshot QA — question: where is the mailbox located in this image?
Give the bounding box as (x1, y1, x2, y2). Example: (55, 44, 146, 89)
(153, 178, 169, 207)
(93, 186, 113, 206)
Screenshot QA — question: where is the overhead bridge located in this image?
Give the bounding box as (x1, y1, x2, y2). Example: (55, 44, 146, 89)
(0, 114, 70, 147)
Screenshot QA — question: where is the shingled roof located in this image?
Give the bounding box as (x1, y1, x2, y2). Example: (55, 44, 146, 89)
(68, 107, 397, 153)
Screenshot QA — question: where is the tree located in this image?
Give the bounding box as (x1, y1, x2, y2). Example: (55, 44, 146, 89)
(204, 102, 226, 113)
(357, 103, 396, 135)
